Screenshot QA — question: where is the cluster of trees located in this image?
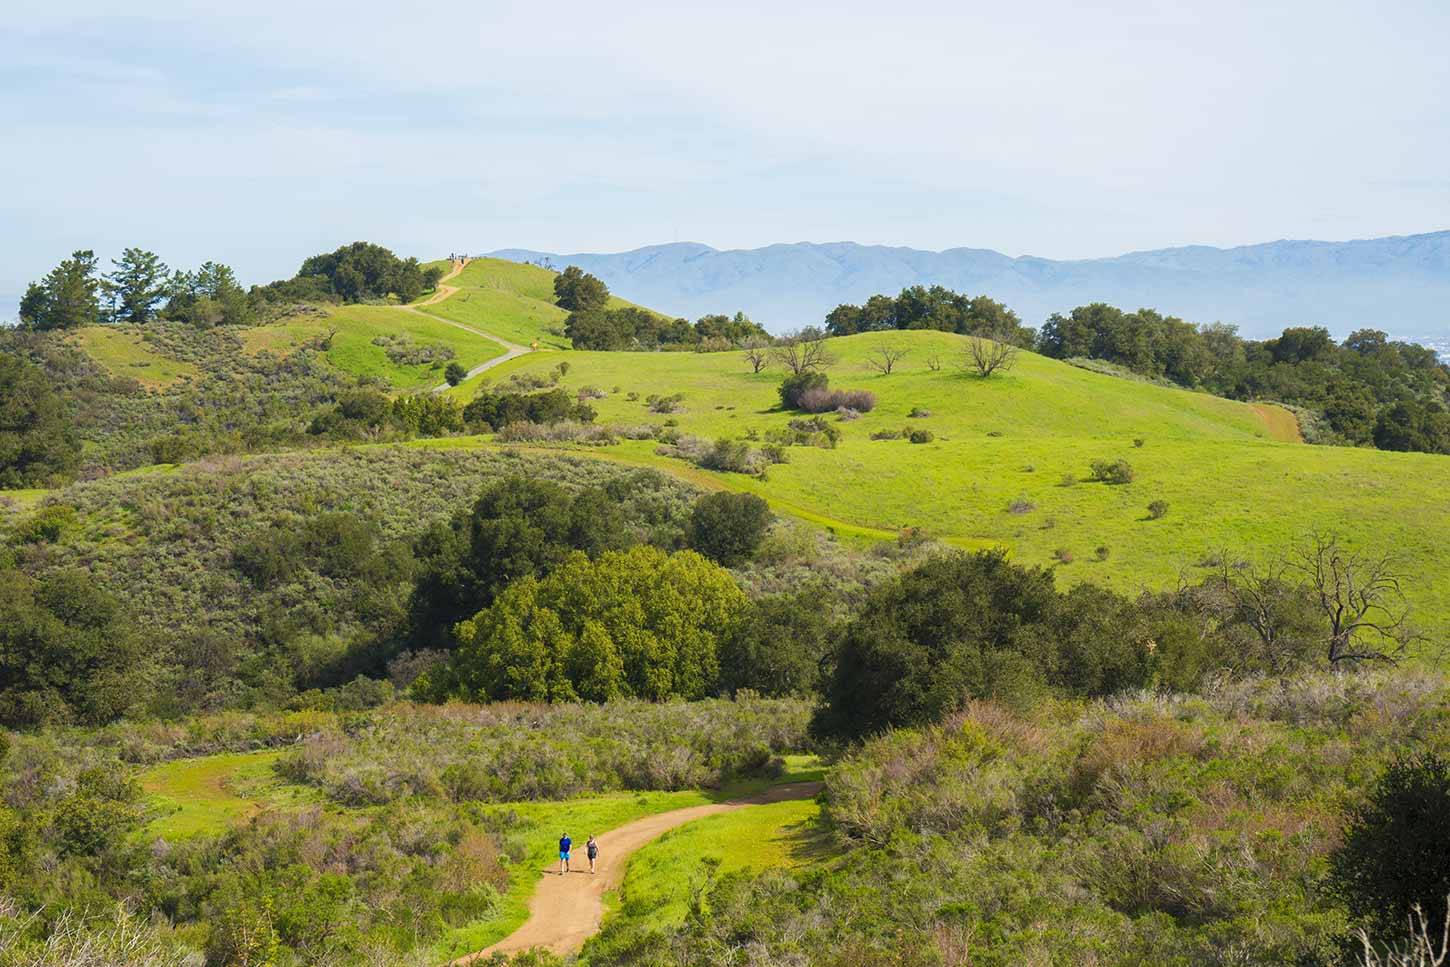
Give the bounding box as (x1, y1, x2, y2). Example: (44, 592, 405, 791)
(308, 387, 466, 438)
(566, 306, 770, 352)
(254, 241, 443, 304)
(405, 480, 779, 702)
(555, 264, 768, 351)
(813, 537, 1413, 742)
(0, 564, 145, 726)
(18, 248, 254, 330)
(824, 285, 1036, 345)
(1038, 304, 1450, 453)
(17, 241, 448, 332)
(0, 353, 80, 487)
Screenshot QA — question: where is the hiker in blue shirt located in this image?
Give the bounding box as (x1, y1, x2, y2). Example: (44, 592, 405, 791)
(558, 833, 572, 875)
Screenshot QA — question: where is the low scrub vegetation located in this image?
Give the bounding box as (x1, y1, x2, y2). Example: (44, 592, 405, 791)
(586, 667, 1450, 967)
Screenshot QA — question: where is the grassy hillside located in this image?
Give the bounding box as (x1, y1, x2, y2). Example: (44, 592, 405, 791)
(67, 326, 200, 390)
(414, 256, 663, 350)
(240, 304, 504, 390)
(446, 329, 1450, 629)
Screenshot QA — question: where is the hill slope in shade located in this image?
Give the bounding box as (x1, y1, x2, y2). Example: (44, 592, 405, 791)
(492, 230, 1450, 337)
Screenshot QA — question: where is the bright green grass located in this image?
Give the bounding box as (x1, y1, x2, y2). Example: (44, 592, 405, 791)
(0, 489, 48, 515)
(68, 326, 200, 390)
(138, 750, 318, 839)
(240, 304, 504, 390)
(415, 256, 666, 350)
(443, 330, 1450, 633)
(608, 797, 822, 932)
(431, 756, 826, 960)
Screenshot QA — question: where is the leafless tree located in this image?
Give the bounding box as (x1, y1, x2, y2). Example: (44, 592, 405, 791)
(771, 329, 836, 374)
(925, 352, 943, 372)
(742, 338, 771, 374)
(1356, 898, 1449, 967)
(1288, 533, 1414, 664)
(1202, 554, 1319, 677)
(865, 342, 909, 375)
(963, 334, 1018, 377)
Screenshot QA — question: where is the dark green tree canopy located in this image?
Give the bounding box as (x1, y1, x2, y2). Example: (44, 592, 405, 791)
(553, 265, 611, 312)
(0, 353, 80, 487)
(18, 250, 102, 330)
(1330, 751, 1450, 942)
(407, 476, 630, 649)
(103, 248, 170, 324)
(259, 242, 443, 304)
(0, 566, 145, 727)
(826, 285, 1033, 345)
(686, 491, 773, 566)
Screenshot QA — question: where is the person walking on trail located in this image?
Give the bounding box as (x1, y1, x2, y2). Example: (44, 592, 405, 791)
(586, 834, 599, 874)
(558, 833, 572, 875)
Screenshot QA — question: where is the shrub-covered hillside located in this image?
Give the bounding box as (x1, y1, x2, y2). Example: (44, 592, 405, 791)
(1, 448, 700, 719)
(586, 668, 1450, 967)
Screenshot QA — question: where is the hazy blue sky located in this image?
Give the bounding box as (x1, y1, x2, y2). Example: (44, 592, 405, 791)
(3, 0, 1448, 311)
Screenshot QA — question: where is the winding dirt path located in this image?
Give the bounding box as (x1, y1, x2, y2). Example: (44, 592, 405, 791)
(453, 781, 822, 962)
(408, 259, 535, 392)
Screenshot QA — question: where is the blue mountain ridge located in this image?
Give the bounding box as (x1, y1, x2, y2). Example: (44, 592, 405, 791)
(491, 231, 1450, 341)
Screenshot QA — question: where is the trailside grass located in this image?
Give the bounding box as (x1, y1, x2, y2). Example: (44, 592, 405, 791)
(239, 304, 504, 391)
(138, 750, 319, 839)
(431, 756, 827, 960)
(443, 329, 1450, 631)
(414, 256, 667, 350)
(605, 797, 823, 933)
(68, 326, 200, 390)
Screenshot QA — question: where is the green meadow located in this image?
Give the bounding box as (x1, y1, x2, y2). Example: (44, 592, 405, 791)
(138, 749, 318, 839)
(240, 304, 504, 390)
(68, 325, 200, 390)
(442, 328, 1450, 630)
(414, 256, 664, 349)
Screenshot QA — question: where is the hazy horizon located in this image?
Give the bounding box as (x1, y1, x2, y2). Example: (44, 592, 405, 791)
(4, 0, 1449, 317)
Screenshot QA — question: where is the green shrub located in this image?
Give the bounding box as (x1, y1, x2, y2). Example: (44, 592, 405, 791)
(1146, 499, 1169, 519)
(687, 492, 774, 566)
(777, 370, 829, 409)
(444, 361, 467, 386)
(422, 545, 748, 703)
(909, 429, 934, 444)
(1089, 458, 1135, 484)
(1330, 751, 1450, 941)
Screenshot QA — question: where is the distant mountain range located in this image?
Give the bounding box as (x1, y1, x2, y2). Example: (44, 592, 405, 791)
(492, 231, 1450, 341)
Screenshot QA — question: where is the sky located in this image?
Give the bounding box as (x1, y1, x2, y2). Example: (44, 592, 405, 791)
(3, 0, 1448, 313)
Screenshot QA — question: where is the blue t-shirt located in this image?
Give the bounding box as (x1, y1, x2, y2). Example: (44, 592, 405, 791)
(559, 836, 572, 854)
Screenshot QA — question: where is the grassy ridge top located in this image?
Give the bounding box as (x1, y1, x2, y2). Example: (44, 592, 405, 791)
(415, 257, 664, 349)
(449, 330, 1450, 628)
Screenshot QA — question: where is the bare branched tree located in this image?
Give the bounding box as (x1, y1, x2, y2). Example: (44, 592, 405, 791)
(1356, 898, 1450, 967)
(925, 352, 942, 372)
(865, 342, 909, 375)
(771, 329, 836, 374)
(1208, 554, 1319, 677)
(742, 338, 771, 374)
(1288, 533, 1414, 664)
(963, 334, 1018, 377)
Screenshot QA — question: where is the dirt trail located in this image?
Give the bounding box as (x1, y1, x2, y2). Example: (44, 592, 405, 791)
(453, 781, 822, 962)
(406, 258, 536, 392)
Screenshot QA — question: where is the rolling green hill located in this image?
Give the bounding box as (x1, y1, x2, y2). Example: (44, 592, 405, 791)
(442, 329, 1450, 629)
(239, 304, 504, 391)
(414, 256, 664, 349)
